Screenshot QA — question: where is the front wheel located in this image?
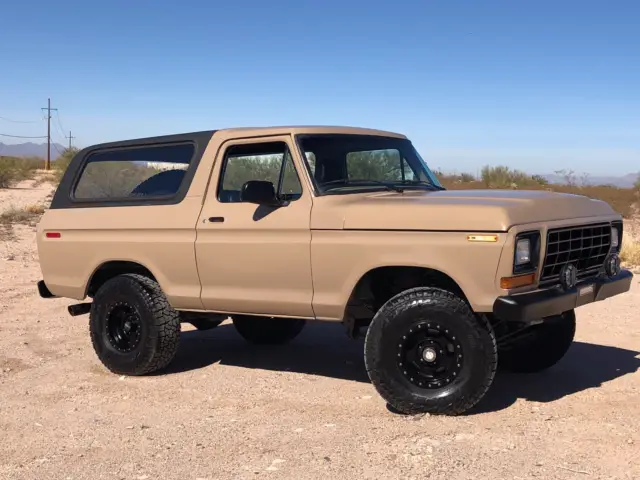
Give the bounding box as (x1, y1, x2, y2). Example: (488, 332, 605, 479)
(364, 287, 497, 416)
(498, 310, 576, 373)
(232, 315, 306, 345)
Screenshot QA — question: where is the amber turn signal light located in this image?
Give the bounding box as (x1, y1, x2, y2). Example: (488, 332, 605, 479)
(500, 273, 535, 289)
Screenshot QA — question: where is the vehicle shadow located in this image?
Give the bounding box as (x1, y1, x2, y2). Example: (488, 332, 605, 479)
(164, 321, 369, 383)
(164, 322, 639, 414)
(468, 341, 640, 415)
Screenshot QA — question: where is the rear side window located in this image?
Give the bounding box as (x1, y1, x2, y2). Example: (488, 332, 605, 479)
(73, 143, 195, 200)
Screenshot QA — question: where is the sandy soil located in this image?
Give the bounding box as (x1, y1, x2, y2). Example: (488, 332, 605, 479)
(1, 180, 639, 480)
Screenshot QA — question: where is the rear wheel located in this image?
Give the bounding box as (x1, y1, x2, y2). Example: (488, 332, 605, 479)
(232, 315, 306, 345)
(364, 287, 497, 415)
(89, 274, 180, 375)
(498, 310, 576, 373)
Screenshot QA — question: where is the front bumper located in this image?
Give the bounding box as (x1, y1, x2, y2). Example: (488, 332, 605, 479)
(493, 269, 633, 322)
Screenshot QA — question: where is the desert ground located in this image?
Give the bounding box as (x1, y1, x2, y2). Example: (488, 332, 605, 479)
(1, 178, 639, 480)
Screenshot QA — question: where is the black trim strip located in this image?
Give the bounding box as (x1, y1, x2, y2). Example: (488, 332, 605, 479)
(311, 228, 506, 233)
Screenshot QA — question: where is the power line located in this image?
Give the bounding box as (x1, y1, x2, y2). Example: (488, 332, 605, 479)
(52, 142, 64, 156)
(0, 133, 48, 139)
(54, 110, 67, 140)
(0, 115, 41, 124)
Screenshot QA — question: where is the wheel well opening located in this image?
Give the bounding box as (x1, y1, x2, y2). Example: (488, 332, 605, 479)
(86, 261, 156, 297)
(343, 266, 467, 332)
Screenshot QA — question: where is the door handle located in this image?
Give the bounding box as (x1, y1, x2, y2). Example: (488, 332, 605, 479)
(205, 217, 225, 223)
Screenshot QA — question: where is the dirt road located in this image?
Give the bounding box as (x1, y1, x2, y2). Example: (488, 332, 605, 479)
(1, 180, 639, 480)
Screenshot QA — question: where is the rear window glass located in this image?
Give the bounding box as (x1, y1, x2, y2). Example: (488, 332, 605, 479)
(73, 143, 194, 200)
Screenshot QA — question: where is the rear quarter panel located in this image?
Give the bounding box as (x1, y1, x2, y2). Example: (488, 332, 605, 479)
(36, 199, 205, 309)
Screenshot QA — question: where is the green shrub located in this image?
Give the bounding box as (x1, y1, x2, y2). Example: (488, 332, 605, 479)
(480, 165, 549, 188)
(0, 156, 42, 188)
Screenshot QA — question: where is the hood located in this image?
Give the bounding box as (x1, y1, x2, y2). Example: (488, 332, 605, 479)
(311, 189, 619, 231)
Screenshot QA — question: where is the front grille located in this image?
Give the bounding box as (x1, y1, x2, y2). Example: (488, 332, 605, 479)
(540, 222, 612, 286)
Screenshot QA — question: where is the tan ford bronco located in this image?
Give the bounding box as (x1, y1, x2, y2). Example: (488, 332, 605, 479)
(36, 126, 633, 415)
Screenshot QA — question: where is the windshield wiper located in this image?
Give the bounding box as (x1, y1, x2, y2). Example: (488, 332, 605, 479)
(400, 180, 446, 191)
(322, 179, 405, 193)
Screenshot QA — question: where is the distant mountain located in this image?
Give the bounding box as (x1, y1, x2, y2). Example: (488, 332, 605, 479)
(0, 142, 65, 160)
(542, 173, 639, 188)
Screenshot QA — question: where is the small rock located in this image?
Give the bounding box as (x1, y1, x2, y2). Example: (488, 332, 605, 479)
(360, 395, 372, 400)
(126, 426, 134, 430)
(119, 375, 126, 380)
(324, 423, 336, 428)
(137, 476, 149, 480)
(294, 428, 303, 433)
(22, 341, 28, 345)
(323, 456, 331, 462)
(628, 439, 634, 445)
(140, 425, 150, 430)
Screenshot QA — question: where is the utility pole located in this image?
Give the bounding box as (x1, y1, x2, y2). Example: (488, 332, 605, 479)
(41, 98, 58, 170)
(66, 130, 75, 150)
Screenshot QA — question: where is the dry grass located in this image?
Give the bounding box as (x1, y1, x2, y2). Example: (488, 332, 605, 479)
(621, 239, 640, 268)
(621, 219, 640, 268)
(0, 203, 46, 240)
(0, 204, 46, 226)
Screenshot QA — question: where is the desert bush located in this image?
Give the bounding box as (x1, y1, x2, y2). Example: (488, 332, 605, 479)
(480, 165, 549, 188)
(0, 156, 42, 188)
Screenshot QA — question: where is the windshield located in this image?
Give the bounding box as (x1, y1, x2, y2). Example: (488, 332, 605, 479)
(295, 134, 443, 194)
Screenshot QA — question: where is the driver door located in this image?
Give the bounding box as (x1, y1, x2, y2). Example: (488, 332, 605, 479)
(195, 135, 314, 318)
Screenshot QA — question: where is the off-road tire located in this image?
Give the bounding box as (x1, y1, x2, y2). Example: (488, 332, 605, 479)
(498, 310, 576, 373)
(364, 287, 497, 415)
(89, 274, 181, 375)
(232, 315, 306, 345)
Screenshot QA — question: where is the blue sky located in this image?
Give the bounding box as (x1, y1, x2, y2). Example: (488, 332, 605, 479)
(1, 0, 638, 175)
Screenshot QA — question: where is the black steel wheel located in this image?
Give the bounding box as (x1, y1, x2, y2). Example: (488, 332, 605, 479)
(498, 310, 576, 373)
(89, 274, 181, 375)
(105, 303, 143, 353)
(365, 287, 497, 415)
(232, 315, 306, 345)
(396, 319, 464, 390)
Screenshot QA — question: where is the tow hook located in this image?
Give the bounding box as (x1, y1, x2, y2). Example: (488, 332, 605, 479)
(68, 303, 92, 316)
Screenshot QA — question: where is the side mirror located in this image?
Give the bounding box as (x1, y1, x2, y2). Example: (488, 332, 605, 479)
(241, 180, 287, 206)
